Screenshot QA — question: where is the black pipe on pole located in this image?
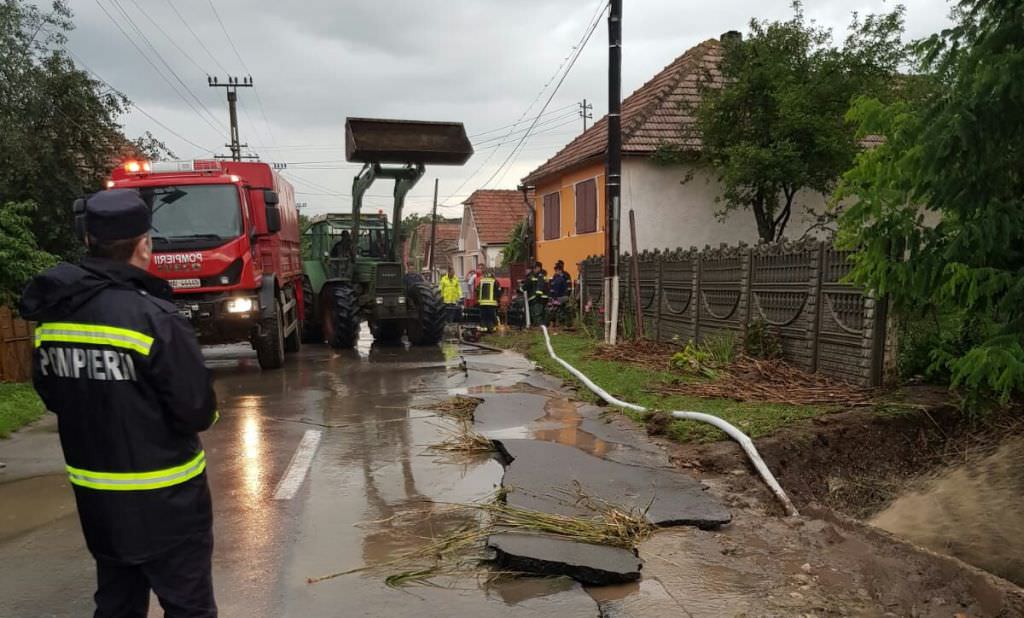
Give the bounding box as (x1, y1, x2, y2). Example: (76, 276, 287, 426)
(605, 0, 622, 280)
(604, 0, 622, 343)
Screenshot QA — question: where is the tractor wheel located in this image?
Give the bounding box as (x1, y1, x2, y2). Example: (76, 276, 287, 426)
(322, 284, 360, 349)
(301, 277, 322, 343)
(370, 320, 404, 344)
(405, 283, 445, 346)
(255, 299, 286, 369)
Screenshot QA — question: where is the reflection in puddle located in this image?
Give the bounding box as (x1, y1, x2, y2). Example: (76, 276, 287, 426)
(532, 398, 611, 458)
(486, 576, 582, 605)
(241, 413, 263, 496)
(0, 474, 75, 542)
(584, 580, 640, 603)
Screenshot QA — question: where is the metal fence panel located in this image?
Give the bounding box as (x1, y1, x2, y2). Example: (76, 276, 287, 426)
(577, 240, 885, 386)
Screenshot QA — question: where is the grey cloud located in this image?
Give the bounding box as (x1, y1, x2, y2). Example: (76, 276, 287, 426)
(65, 0, 954, 216)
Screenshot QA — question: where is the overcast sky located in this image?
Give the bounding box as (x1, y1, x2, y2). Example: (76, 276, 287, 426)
(62, 0, 952, 218)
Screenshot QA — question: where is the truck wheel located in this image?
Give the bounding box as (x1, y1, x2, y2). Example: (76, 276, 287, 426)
(256, 299, 286, 369)
(301, 278, 322, 343)
(370, 320, 404, 344)
(284, 290, 302, 354)
(405, 283, 445, 346)
(322, 284, 360, 349)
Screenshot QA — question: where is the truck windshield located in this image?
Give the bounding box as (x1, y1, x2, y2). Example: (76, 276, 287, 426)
(148, 185, 242, 242)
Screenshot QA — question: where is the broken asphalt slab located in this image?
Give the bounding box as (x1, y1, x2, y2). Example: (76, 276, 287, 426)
(488, 533, 642, 586)
(494, 439, 731, 529)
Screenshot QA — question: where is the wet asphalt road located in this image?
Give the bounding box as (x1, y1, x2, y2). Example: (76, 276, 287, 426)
(0, 331, 601, 617)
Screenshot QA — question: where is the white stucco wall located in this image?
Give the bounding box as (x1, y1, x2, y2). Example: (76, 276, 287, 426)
(621, 158, 829, 251)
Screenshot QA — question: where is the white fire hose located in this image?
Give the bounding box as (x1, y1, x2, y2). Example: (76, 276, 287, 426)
(539, 326, 799, 517)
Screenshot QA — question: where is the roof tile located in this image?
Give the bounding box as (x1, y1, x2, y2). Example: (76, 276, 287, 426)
(523, 39, 723, 185)
(463, 189, 531, 244)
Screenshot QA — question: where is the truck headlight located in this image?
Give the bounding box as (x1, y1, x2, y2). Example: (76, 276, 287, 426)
(398, 297, 406, 304)
(375, 297, 384, 305)
(226, 298, 254, 313)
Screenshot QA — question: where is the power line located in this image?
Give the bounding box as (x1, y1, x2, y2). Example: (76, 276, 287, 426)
(440, 0, 609, 204)
(162, 0, 266, 149)
(128, 0, 205, 76)
(472, 109, 579, 147)
(473, 118, 580, 151)
(166, 0, 230, 75)
(206, 0, 276, 145)
(486, 1, 609, 188)
(107, 0, 226, 132)
(65, 49, 216, 154)
(93, 0, 223, 135)
(467, 102, 578, 139)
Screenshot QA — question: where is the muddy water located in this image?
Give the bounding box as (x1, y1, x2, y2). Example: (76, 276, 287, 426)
(0, 474, 75, 542)
(871, 436, 1024, 586)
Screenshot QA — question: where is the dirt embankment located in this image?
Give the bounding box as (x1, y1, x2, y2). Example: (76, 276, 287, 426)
(668, 391, 1024, 588)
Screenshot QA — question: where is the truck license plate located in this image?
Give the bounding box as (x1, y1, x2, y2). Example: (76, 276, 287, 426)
(170, 278, 201, 290)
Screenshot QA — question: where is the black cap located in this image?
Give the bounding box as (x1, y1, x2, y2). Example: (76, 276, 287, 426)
(85, 189, 151, 242)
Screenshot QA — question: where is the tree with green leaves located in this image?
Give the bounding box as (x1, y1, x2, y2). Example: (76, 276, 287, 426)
(0, 1, 169, 259)
(676, 2, 906, 242)
(0, 201, 57, 306)
(501, 220, 529, 266)
(837, 0, 1024, 406)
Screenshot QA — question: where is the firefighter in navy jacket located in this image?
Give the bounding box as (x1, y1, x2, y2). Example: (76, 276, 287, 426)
(19, 189, 219, 617)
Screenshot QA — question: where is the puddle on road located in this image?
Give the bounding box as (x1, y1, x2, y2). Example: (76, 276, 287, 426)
(0, 475, 75, 542)
(532, 398, 612, 458)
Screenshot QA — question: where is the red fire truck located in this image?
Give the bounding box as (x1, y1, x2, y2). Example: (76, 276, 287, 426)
(107, 159, 303, 369)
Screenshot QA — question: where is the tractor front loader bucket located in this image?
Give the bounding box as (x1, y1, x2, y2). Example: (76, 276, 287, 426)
(345, 118, 474, 165)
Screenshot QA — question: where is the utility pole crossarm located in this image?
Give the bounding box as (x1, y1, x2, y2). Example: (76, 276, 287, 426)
(579, 98, 593, 132)
(208, 75, 254, 162)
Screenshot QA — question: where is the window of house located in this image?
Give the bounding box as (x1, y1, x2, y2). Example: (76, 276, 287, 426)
(575, 178, 598, 234)
(543, 192, 560, 240)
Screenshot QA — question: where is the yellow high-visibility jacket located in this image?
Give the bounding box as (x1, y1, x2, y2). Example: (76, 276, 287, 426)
(439, 274, 462, 304)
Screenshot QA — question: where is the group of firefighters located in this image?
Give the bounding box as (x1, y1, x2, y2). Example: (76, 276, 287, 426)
(437, 259, 572, 333)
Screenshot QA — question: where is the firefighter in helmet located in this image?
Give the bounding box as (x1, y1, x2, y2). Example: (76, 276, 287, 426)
(19, 189, 219, 617)
(476, 270, 503, 332)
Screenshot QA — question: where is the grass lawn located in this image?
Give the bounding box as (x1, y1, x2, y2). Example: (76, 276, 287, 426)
(483, 328, 832, 443)
(0, 382, 46, 438)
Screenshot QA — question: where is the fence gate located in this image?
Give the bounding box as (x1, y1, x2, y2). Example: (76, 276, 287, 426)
(0, 307, 33, 383)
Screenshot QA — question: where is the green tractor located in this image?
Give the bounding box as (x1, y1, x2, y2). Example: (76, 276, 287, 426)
(301, 118, 473, 348)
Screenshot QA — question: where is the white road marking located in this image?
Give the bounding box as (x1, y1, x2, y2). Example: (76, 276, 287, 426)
(272, 430, 322, 500)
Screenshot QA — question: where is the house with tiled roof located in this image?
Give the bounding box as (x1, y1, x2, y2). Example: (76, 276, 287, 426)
(522, 35, 828, 277)
(453, 189, 531, 278)
(407, 220, 462, 278)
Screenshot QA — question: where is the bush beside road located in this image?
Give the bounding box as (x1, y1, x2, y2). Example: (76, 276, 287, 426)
(0, 383, 45, 438)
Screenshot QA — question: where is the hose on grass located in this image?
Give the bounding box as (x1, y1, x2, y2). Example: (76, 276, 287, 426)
(539, 326, 799, 517)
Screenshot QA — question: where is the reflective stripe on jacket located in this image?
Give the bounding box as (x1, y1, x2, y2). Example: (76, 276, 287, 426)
(20, 257, 218, 562)
(477, 277, 499, 307)
(439, 275, 462, 304)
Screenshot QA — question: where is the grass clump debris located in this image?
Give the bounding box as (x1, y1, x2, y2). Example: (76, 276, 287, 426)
(307, 484, 653, 588)
(428, 395, 482, 422)
(431, 421, 496, 455)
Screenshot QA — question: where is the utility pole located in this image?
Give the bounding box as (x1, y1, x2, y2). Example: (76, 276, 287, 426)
(428, 178, 439, 281)
(579, 98, 593, 132)
(604, 0, 623, 344)
(208, 75, 253, 161)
